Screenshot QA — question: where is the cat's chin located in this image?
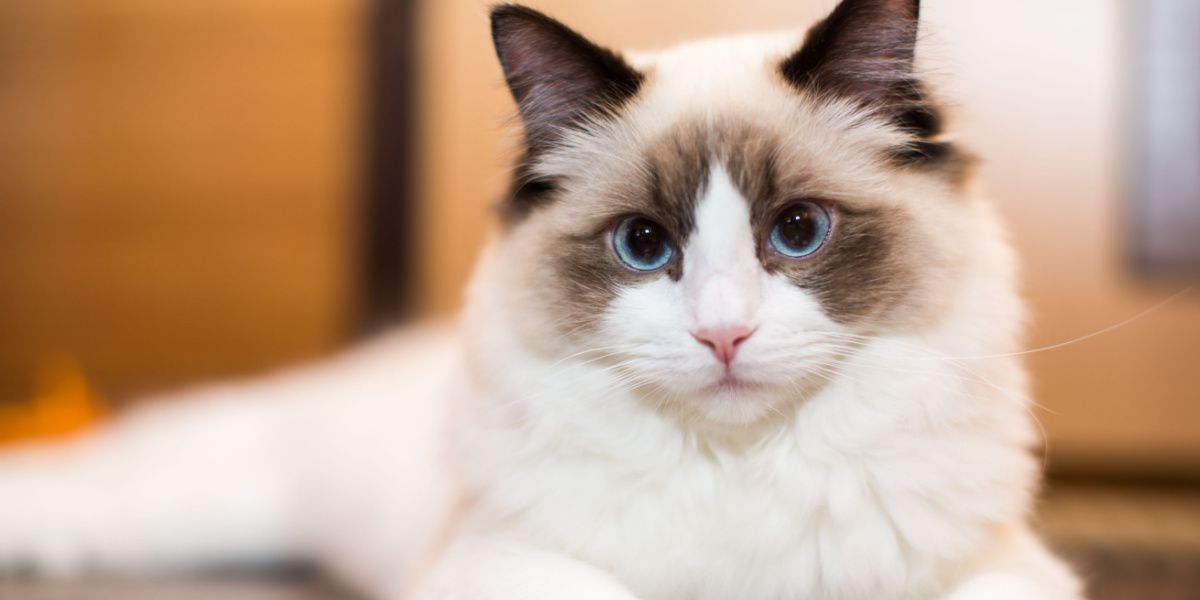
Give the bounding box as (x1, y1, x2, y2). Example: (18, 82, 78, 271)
(711, 375, 766, 395)
(682, 377, 793, 425)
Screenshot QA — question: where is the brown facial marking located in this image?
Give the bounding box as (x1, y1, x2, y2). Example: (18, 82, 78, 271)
(540, 116, 933, 336)
(715, 120, 925, 327)
(551, 230, 636, 336)
(720, 125, 781, 207)
(892, 140, 978, 188)
(501, 156, 559, 225)
(758, 204, 919, 326)
(642, 126, 711, 243)
(547, 125, 712, 335)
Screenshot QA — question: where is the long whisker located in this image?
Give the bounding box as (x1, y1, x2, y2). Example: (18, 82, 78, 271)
(820, 287, 1194, 362)
(796, 334, 1057, 415)
(959, 287, 1192, 359)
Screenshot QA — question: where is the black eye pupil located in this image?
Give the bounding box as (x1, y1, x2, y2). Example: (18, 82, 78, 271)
(779, 207, 818, 248)
(626, 220, 665, 262)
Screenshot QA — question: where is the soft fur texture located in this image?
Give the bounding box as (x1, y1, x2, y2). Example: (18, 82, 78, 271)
(0, 2, 1082, 598)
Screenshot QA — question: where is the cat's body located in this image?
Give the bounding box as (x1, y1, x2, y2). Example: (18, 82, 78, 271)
(0, 2, 1082, 598)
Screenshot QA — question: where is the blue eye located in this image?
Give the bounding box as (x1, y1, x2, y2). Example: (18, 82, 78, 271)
(612, 216, 674, 272)
(769, 202, 833, 258)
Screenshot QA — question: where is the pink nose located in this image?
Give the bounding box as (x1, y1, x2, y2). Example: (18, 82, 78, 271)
(692, 325, 755, 366)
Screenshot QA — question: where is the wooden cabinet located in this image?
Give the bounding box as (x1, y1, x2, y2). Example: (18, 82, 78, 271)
(0, 0, 363, 402)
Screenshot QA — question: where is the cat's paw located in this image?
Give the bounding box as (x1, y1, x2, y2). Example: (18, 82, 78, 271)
(0, 460, 92, 579)
(945, 573, 1081, 600)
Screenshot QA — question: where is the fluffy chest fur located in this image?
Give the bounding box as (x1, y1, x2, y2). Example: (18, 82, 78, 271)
(457, 316, 1038, 600)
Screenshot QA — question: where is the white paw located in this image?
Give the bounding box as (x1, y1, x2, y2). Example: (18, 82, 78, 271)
(946, 573, 1076, 600)
(0, 461, 91, 579)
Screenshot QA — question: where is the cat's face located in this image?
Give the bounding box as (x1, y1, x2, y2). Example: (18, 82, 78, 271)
(483, 0, 990, 424)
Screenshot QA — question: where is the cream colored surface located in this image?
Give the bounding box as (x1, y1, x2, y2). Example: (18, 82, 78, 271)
(415, 0, 1200, 473)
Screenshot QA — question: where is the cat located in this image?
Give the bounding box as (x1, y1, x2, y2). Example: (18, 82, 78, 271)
(0, 1, 1083, 598)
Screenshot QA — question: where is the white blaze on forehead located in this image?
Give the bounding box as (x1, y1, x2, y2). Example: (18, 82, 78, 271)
(625, 31, 805, 123)
(684, 165, 762, 328)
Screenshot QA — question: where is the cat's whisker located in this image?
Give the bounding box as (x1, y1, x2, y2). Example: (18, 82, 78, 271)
(762, 336, 1053, 417)
(808, 286, 1193, 363)
(803, 355, 1052, 464)
(523, 345, 650, 390)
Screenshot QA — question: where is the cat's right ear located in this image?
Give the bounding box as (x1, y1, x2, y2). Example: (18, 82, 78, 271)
(490, 5, 644, 150)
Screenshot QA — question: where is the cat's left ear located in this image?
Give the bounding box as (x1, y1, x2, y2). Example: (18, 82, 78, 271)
(491, 5, 644, 151)
(781, 0, 933, 133)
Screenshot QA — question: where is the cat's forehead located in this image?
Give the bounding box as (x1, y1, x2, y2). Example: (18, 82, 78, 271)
(533, 38, 918, 221)
(538, 110, 904, 238)
(626, 31, 807, 105)
(618, 34, 873, 144)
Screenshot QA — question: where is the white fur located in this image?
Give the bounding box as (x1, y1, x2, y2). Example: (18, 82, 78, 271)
(434, 180, 1073, 599)
(687, 166, 761, 333)
(0, 27, 1081, 600)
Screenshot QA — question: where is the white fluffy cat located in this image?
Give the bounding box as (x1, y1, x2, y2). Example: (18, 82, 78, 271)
(0, 1, 1083, 598)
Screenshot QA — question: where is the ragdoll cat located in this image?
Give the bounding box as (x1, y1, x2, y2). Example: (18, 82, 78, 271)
(0, 1, 1082, 598)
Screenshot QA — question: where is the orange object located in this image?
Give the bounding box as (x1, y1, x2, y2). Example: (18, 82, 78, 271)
(0, 356, 106, 443)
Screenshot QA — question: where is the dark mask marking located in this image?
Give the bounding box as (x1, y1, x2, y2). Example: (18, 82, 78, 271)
(547, 126, 713, 335)
(754, 203, 918, 327)
(541, 118, 931, 335)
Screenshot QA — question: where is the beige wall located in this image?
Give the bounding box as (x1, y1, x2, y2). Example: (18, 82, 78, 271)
(932, 0, 1200, 475)
(415, 0, 1200, 475)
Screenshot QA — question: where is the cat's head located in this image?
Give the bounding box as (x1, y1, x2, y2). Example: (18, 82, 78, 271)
(473, 0, 1012, 425)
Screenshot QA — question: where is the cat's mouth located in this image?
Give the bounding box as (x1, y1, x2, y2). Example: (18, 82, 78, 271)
(712, 374, 765, 394)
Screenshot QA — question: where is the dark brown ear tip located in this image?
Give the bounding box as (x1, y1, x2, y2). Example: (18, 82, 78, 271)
(490, 4, 548, 31)
(490, 4, 522, 36)
(838, 0, 920, 20)
(895, 0, 920, 21)
(885, 0, 921, 17)
(490, 3, 532, 19)
(490, 5, 547, 68)
(489, 4, 578, 65)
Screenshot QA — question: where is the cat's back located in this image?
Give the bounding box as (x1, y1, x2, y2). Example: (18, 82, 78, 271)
(282, 322, 464, 596)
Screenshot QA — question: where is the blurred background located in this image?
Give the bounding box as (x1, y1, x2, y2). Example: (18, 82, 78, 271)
(1, 0, 1198, 598)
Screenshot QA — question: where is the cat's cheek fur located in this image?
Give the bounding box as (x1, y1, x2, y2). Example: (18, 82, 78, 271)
(594, 272, 848, 425)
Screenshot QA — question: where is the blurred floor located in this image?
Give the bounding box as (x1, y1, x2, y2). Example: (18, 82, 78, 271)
(1040, 482, 1200, 600)
(0, 575, 354, 600)
(3, 483, 1198, 599)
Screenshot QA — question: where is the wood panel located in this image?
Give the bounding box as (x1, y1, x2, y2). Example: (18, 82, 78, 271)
(0, 0, 363, 401)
